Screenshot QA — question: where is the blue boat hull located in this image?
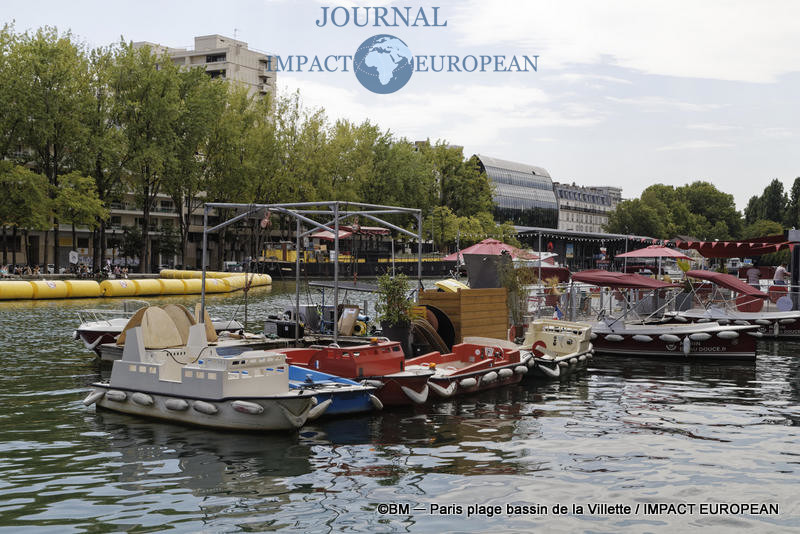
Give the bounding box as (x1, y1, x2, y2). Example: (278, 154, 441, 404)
(288, 366, 378, 418)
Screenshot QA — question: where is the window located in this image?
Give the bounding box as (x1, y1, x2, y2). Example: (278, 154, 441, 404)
(206, 53, 226, 63)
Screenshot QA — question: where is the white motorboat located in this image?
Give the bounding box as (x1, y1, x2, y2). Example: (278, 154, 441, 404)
(74, 300, 243, 355)
(83, 307, 317, 431)
(519, 319, 594, 379)
(665, 269, 800, 338)
(572, 270, 760, 360)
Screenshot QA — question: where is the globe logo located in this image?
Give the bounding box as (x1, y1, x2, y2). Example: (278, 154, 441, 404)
(353, 34, 413, 94)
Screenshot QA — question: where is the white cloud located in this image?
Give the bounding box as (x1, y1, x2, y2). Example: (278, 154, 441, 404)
(552, 73, 633, 85)
(606, 96, 723, 112)
(687, 123, 741, 131)
(656, 140, 734, 151)
(278, 77, 603, 150)
(450, 0, 800, 83)
(761, 127, 794, 139)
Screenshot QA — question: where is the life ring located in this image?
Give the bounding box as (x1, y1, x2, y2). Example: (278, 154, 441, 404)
(353, 321, 368, 336)
(531, 340, 547, 357)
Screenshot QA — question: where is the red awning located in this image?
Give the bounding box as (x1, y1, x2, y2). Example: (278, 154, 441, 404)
(673, 234, 790, 258)
(572, 269, 675, 289)
(616, 245, 691, 260)
(310, 229, 353, 240)
(442, 238, 539, 261)
(685, 270, 768, 298)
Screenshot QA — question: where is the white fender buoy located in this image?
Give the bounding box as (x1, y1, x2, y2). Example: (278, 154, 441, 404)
(689, 332, 712, 341)
(131, 392, 154, 407)
(682, 337, 691, 356)
(734, 320, 751, 326)
(717, 330, 739, 340)
(232, 400, 265, 415)
(165, 398, 189, 411)
(558, 361, 569, 368)
(747, 331, 764, 338)
(779, 318, 796, 324)
(361, 379, 384, 388)
(459, 377, 478, 388)
(697, 318, 711, 323)
(659, 334, 681, 343)
(428, 381, 457, 398)
(481, 371, 498, 384)
(275, 401, 309, 428)
(401, 384, 429, 404)
(632, 335, 653, 343)
(498, 368, 513, 378)
(774, 322, 780, 336)
(569, 358, 578, 365)
(590, 333, 597, 340)
(717, 319, 729, 325)
(578, 355, 587, 362)
(536, 363, 561, 378)
(83, 336, 105, 351)
(369, 394, 384, 410)
(106, 390, 127, 402)
(306, 398, 332, 421)
(674, 315, 688, 322)
(83, 389, 105, 406)
(193, 400, 218, 415)
(514, 365, 528, 374)
(605, 334, 624, 342)
(755, 319, 771, 326)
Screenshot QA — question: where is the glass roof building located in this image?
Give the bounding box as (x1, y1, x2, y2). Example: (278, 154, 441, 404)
(475, 154, 558, 228)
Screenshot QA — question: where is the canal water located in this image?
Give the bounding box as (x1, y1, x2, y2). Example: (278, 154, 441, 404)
(0, 282, 798, 532)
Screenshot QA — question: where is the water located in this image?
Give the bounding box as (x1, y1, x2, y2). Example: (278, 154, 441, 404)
(0, 283, 798, 532)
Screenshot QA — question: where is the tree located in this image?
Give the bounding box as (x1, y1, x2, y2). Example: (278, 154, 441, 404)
(784, 177, 800, 228)
(0, 162, 51, 266)
(758, 179, 787, 223)
(742, 219, 783, 239)
(164, 67, 228, 265)
(604, 198, 666, 238)
(111, 42, 181, 272)
(0, 24, 24, 160)
(120, 224, 143, 265)
(83, 45, 126, 269)
(54, 171, 108, 252)
(16, 26, 91, 271)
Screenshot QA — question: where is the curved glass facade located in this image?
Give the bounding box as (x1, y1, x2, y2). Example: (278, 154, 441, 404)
(476, 154, 558, 228)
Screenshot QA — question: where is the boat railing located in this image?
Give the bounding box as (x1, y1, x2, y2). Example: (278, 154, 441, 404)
(77, 308, 134, 324)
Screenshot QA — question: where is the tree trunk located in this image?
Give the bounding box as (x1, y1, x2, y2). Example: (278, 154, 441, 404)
(72, 222, 77, 254)
(99, 219, 107, 267)
(140, 179, 150, 273)
(1, 226, 6, 265)
(11, 226, 17, 267)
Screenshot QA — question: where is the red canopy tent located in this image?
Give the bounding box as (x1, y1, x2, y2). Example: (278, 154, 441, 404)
(616, 245, 691, 260)
(673, 234, 790, 258)
(685, 269, 768, 298)
(442, 238, 539, 261)
(572, 270, 675, 290)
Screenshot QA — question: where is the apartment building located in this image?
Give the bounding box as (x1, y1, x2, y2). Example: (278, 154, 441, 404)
(553, 183, 622, 233)
(133, 34, 276, 97)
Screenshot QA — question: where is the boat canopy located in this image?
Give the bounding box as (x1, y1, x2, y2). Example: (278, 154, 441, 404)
(685, 270, 769, 298)
(571, 270, 674, 289)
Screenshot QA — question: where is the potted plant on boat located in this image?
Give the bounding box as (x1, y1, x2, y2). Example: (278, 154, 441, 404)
(675, 259, 694, 311)
(377, 273, 414, 355)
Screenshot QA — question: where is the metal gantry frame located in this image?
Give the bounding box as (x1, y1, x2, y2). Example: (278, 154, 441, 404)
(200, 201, 423, 345)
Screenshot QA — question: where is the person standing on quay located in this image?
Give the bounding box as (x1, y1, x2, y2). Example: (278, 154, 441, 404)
(773, 263, 790, 285)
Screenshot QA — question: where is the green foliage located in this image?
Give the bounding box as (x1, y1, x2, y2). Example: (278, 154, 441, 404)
(0, 162, 51, 230)
(54, 172, 107, 229)
(376, 273, 413, 327)
(605, 181, 742, 240)
(120, 225, 143, 262)
(742, 219, 783, 239)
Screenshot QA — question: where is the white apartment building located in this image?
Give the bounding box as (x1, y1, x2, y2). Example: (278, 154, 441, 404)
(553, 183, 622, 233)
(133, 34, 276, 97)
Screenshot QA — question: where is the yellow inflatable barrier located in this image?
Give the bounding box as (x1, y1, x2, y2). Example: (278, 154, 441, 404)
(0, 280, 36, 300)
(99, 279, 137, 297)
(225, 276, 247, 290)
(182, 278, 203, 293)
(64, 280, 102, 298)
(30, 280, 69, 299)
(159, 279, 185, 295)
(133, 279, 163, 296)
(204, 278, 229, 293)
(158, 269, 178, 279)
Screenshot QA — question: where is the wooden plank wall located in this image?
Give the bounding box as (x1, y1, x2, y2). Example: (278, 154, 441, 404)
(419, 288, 508, 343)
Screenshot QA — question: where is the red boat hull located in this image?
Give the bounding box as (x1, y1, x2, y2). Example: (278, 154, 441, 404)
(280, 341, 433, 406)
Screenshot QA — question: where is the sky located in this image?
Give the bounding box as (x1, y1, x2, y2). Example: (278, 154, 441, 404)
(5, 0, 800, 210)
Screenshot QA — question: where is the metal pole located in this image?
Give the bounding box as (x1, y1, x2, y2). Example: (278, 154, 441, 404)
(295, 217, 301, 346)
(391, 237, 395, 276)
(417, 211, 422, 289)
(538, 231, 542, 283)
(333, 203, 340, 345)
(623, 236, 629, 273)
(200, 207, 208, 323)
